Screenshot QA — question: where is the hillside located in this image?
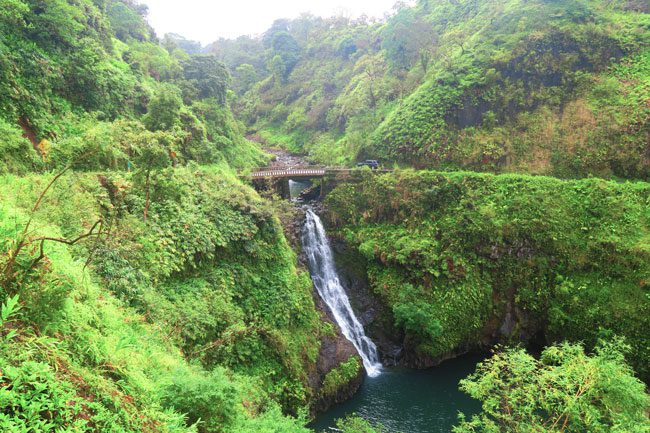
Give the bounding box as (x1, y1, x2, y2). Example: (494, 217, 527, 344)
(0, 1, 358, 431)
(0, 0, 267, 174)
(216, 0, 649, 178)
(326, 170, 650, 380)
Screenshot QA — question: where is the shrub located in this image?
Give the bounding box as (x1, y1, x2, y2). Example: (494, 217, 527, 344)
(335, 414, 383, 433)
(454, 341, 650, 432)
(162, 367, 239, 433)
(0, 119, 41, 175)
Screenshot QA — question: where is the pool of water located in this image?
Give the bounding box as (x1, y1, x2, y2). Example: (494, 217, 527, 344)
(311, 354, 483, 433)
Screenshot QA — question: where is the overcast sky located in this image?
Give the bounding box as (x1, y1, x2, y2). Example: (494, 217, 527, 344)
(141, 0, 401, 44)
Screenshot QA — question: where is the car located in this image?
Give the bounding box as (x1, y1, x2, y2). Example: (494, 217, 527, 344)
(356, 160, 380, 169)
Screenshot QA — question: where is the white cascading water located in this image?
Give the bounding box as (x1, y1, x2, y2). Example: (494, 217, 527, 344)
(302, 207, 382, 377)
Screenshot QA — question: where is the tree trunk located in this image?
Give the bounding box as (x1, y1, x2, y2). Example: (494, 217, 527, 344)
(368, 86, 376, 108)
(144, 170, 150, 222)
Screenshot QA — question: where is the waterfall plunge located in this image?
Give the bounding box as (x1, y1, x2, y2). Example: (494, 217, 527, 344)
(302, 208, 382, 377)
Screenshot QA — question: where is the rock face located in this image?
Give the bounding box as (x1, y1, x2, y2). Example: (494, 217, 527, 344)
(329, 236, 404, 366)
(309, 295, 364, 414)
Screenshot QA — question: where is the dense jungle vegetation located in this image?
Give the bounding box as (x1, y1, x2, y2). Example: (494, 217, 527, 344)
(0, 0, 357, 431)
(326, 170, 650, 378)
(216, 0, 648, 179)
(0, 0, 649, 432)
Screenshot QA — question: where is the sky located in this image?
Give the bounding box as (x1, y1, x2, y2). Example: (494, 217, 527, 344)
(141, 0, 401, 44)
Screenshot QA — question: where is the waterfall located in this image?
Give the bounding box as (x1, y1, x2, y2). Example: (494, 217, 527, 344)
(302, 207, 382, 377)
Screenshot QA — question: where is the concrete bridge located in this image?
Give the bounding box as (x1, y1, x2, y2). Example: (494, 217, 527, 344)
(249, 167, 328, 179)
(245, 166, 390, 199)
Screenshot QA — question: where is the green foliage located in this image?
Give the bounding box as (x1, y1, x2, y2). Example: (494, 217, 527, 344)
(0, 294, 21, 342)
(326, 170, 650, 378)
(269, 31, 301, 80)
(334, 414, 383, 433)
(230, 406, 310, 433)
(381, 5, 436, 71)
(320, 356, 362, 399)
(0, 165, 329, 432)
(0, 119, 41, 175)
(454, 341, 650, 433)
(0, 0, 360, 430)
(162, 367, 238, 433)
(126, 41, 183, 80)
(182, 55, 230, 104)
(74, 167, 322, 413)
(144, 84, 183, 131)
(0, 0, 264, 174)
(190, 100, 268, 168)
(107, 0, 152, 42)
(0, 358, 99, 432)
(228, 0, 648, 177)
(233, 63, 259, 94)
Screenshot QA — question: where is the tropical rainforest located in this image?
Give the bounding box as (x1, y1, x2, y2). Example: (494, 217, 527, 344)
(0, 0, 648, 432)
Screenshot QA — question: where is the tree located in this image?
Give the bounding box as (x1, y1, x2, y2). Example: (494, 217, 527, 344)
(143, 84, 183, 131)
(337, 36, 358, 59)
(0, 0, 28, 30)
(454, 341, 650, 433)
(381, 8, 438, 71)
(443, 28, 469, 56)
(336, 415, 383, 433)
(262, 18, 292, 48)
(269, 31, 301, 80)
(182, 55, 230, 103)
(268, 54, 287, 84)
(162, 33, 202, 55)
(107, 0, 151, 42)
(130, 130, 173, 221)
(233, 63, 258, 95)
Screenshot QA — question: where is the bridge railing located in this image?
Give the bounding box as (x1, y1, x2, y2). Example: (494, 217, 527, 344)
(249, 168, 327, 178)
(245, 166, 392, 179)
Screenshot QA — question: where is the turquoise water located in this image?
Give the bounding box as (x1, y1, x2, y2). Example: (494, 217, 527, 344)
(311, 354, 483, 433)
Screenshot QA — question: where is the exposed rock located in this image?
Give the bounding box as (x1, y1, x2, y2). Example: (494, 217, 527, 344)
(328, 235, 404, 366)
(400, 343, 472, 369)
(256, 145, 315, 170)
(309, 294, 364, 414)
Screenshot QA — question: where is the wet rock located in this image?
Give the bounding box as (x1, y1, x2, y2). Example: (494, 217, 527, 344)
(309, 295, 364, 414)
(327, 235, 404, 367)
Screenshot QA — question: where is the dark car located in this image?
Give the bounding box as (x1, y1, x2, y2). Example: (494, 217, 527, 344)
(356, 160, 380, 169)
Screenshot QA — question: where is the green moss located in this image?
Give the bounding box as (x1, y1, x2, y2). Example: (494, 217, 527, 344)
(320, 356, 362, 399)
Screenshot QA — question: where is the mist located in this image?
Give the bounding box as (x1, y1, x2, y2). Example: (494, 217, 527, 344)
(143, 0, 406, 43)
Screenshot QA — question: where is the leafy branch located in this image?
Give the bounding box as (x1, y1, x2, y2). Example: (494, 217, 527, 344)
(1, 168, 106, 291)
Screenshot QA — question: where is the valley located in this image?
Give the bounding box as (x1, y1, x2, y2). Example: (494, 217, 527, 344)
(0, 0, 648, 432)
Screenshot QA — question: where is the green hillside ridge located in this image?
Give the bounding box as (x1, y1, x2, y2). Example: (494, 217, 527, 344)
(0, 166, 326, 432)
(0, 0, 267, 175)
(217, 0, 648, 178)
